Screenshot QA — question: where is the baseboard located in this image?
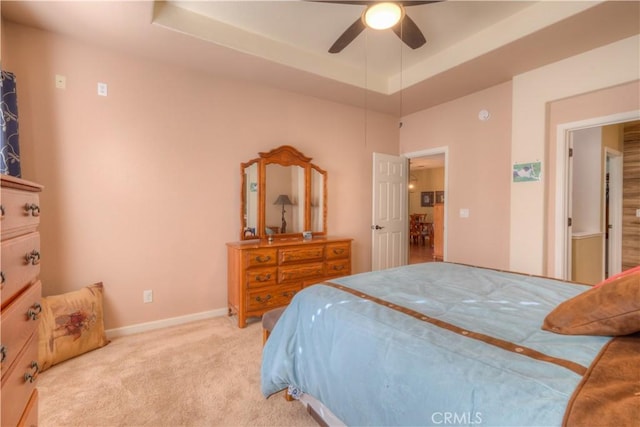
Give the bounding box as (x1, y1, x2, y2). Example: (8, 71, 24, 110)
(105, 308, 229, 339)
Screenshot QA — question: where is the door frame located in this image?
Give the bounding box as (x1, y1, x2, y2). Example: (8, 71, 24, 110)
(554, 110, 639, 279)
(404, 146, 449, 261)
(604, 147, 623, 277)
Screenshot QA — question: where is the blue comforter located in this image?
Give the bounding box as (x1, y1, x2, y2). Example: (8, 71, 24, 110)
(261, 263, 610, 426)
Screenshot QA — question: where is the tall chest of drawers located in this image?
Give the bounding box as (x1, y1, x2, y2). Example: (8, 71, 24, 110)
(1, 175, 43, 427)
(227, 237, 352, 328)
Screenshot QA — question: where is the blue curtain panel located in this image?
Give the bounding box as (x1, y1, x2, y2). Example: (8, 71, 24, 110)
(1, 70, 21, 178)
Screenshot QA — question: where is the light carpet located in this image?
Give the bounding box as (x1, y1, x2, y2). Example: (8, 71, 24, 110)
(37, 316, 316, 427)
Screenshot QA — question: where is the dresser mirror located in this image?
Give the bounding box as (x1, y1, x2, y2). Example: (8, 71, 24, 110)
(240, 145, 327, 240)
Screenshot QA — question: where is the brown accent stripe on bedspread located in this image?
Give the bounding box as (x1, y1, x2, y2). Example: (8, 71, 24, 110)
(323, 281, 588, 375)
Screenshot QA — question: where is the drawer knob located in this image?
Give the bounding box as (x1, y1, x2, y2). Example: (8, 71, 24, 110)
(256, 273, 272, 282)
(27, 302, 43, 321)
(0, 271, 5, 284)
(332, 265, 345, 271)
(255, 295, 272, 303)
(0, 204, 4, 218)
(0, 345, 6, 363)
(255, 255, 271, 263)
(25, 250, 41, 265)
(24, 203, 41, 217)
(24, 361, 39, 383)
(332, 248, 345, 255)
(282, 291, 297, 298)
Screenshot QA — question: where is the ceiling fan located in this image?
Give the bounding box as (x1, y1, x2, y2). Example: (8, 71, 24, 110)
(314, 1, 441, 54)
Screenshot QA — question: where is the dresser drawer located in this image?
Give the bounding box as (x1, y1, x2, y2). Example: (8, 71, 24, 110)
(279, 245, 324, 264)
(325, 242, 350, 260)
(0, 187, 40, 240)
(247, 284, 300, 312)
(1, 233, 41, 307)
(245, 266, 277, 288)
(244, 248, 278, 268)
(1, 333, 38, 427)
(1, 281, 41, 378)
(326, 259, 351, 277)
(279, 262, 324, 284)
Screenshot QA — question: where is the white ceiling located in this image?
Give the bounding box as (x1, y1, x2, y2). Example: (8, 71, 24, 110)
(2, 1, 639, 115)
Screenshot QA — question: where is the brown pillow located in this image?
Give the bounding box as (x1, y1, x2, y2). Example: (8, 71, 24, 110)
(38, 282, 109, 371)
(542, 271, 640, 336)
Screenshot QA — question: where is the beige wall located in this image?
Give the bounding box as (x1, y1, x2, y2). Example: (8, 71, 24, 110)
(400, 82, 513, 270)
(571, 234, 604, 285)
(545, 80, 640, 277)
(512, 35, 640, 276)
(2, 22, 399, 330)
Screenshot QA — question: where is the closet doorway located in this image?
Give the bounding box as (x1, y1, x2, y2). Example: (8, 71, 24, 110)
(406, 148, 447, 264)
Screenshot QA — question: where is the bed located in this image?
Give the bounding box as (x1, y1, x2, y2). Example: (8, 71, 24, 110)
(261, 262, 639, 426)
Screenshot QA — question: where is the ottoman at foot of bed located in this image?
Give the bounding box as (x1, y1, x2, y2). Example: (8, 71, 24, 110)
(261, 306, 287, 345)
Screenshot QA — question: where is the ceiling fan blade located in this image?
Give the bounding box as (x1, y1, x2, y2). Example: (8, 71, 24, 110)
(392, 13, 426, 49)
(311, 1, 375, 5)
(313, 1, 441, 6)
(329, 18, 367, 53)
(398, 1, 442, 6)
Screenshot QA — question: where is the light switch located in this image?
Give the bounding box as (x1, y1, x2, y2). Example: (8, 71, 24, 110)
(460, 208, 469, 218)
(55, 74, 66, 89)
(636, 208, 640, 218)
(97, 82, 108, 96)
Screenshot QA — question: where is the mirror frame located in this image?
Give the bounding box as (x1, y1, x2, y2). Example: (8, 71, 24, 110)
(240, 145, 327, 240)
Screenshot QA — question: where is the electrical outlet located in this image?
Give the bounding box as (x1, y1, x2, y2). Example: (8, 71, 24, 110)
(143, 290, 153, 303)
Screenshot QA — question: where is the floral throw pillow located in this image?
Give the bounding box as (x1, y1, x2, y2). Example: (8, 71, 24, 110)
(38, 282, 109, 371)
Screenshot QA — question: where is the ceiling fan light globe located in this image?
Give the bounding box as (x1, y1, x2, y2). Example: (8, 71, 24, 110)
(364, 2, 403, 30)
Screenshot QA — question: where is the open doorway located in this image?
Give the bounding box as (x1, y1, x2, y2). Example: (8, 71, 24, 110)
(556, 114, 639, 282)
(407, 151, 446, 264)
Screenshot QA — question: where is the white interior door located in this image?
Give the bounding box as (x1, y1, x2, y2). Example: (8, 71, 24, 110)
(372, 153, 408, 271)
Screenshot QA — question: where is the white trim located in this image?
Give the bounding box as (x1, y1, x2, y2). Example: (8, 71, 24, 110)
(604, 147, 623, 277)
(105, 308, 228, 339)
(404, 146, 449, 261)
(554, 110, 639, 279)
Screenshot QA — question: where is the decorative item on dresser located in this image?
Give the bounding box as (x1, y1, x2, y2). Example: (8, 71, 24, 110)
(228, 145, 353, 328)
(1, 174, 43, 427)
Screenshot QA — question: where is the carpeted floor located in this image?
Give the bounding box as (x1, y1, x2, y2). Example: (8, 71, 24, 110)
(37, 316, 316, 426)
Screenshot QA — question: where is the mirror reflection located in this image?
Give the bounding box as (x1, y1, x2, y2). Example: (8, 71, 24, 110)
(240, 146, 327, 240)
(265, 164, 304, 235)
(243, 162, 258, 238)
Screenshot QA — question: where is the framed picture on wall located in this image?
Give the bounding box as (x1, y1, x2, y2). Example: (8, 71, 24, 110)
(436, 191, 445, 204)
(421, 191, 434, 207)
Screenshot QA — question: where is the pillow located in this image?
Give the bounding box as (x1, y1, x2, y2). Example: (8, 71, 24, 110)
(542, 270, 640, 336)
(593, 265, 640, 288)
(38, 282, 109, 372)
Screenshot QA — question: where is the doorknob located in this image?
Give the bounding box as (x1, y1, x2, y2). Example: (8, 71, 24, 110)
(371, 225, 385, 230)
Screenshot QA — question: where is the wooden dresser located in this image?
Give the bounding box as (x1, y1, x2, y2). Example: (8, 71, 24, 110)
(227, 237, 352, 328)
(1, 175, 43, 427)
